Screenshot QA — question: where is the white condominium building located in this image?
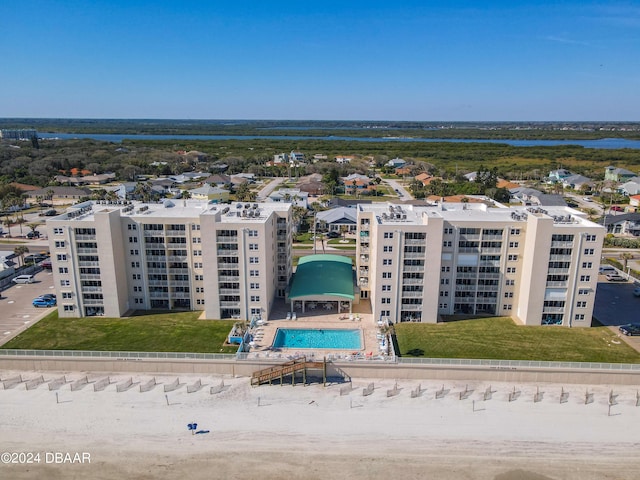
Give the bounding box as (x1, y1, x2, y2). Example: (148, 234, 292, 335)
(47, 200, 292, 319)
(356, 202, 605, 327)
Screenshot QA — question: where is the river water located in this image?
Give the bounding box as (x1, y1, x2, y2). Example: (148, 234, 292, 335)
(39, 132, 640, 149)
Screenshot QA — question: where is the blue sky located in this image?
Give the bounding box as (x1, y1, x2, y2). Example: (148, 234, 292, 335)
(2, 1, 639, 121)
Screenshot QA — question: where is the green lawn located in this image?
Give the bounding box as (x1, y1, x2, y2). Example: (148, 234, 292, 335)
(1, 311, 238, 353)
(395, 317, 640, 363)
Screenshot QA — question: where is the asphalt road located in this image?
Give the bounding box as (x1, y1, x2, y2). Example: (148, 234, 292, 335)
(0, 269, 55, 347)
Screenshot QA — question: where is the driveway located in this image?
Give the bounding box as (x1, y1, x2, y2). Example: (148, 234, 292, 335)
(255, 177, 285, 201)
(0, 269, 56, 347)
(382, 178, 413, 200)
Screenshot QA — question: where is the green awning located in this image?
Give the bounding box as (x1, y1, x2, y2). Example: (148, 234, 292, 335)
(289, 254, 354, 300)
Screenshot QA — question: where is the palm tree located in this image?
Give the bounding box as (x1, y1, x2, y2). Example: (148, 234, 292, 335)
(619, 252, 634, 272)
(13, 245, 29, 267)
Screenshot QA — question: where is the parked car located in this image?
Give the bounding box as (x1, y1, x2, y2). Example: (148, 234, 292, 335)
(610, 206, 624, 212)
(41, 260, 52, 270)
(32, 297, 56, 308)
(12, 275, 35, 284)
(24, 254, 48, 264)
(633, 287, 640, 297)
(619, 324, 640, 336)
(606, 273, 626, 282)
(26, 231, 40, 239)
(598, 265, 617, 274)
(326, 231, 340, 238)
(36, 294, 56, 301)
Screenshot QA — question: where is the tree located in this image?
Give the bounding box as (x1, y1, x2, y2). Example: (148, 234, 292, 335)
(619, 252, 634, 271)
(13, 245, 29, 267)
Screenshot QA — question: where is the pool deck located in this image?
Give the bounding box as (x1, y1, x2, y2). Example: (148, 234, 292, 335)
(246, 299, 389, 361)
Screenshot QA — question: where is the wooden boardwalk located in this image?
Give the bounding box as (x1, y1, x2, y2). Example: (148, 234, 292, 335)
(250, 357, 327, 386)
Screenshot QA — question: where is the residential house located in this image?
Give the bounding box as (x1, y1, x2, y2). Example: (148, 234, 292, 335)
(26, 186, 92, 206)
(619, 177, 640, 196)
(268, 188, 308, 208)
(605, 166, 637, 183)
(188, 183, 230, 203)
(561, 174, 593, 191)
(335, 155, 355, 164)
(386, 157, 406, 168)
(602, 213, 640, 236)
(296, 173, 324, 196)
(315, 207, 358, 233)
(343, 174, 374, 195)
(548, 169, 572, 183)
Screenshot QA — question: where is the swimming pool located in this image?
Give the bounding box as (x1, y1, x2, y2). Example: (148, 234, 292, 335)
(273, 328, 362, 350)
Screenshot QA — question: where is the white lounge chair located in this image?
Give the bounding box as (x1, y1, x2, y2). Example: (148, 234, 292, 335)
(292, 312, 297, 321)
(286, 312, 291, 321)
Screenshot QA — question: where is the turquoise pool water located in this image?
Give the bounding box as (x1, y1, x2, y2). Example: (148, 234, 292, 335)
(273, 328, 362, 350)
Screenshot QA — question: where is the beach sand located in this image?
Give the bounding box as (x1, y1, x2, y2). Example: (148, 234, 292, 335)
(1, 370, 639, 479)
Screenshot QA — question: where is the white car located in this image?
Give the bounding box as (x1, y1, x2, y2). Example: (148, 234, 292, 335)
(598, 265, 617, 275)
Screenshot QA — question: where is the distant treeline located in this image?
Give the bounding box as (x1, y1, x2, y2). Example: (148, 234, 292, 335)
(1, 118, 640, 140)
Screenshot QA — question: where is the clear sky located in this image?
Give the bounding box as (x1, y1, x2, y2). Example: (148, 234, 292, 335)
(2, 1, 639, 121)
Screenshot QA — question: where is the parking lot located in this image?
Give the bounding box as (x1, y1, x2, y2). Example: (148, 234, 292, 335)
(0, 269, 56, 347)
(594, 275, 640, 351)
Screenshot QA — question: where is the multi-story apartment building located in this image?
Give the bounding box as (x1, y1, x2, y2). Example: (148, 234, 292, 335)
(356, 202, 605, 327)
(47, 200, 292, 319)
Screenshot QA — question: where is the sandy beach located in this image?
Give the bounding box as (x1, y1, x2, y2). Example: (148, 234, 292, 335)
(1, 369, 639, 479)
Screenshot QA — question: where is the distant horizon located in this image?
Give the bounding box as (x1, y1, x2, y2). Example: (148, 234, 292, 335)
(3, 2, 639, 121)
(2, 117, 639, 124)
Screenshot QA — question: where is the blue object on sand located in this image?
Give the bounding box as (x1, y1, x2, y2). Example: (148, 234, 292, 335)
(195, 430, 210, 435)
(188, 423, 198, 431)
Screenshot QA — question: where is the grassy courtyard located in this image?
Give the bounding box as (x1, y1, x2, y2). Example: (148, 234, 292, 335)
(395, 317, 640, 364)
(1, 311, 238, 354)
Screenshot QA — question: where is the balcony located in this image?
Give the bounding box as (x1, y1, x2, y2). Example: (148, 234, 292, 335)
(78, 261, 100, 267)
(219, 288, 240, 295)
(74, 234, 96, 241)
(399, 303, 422, 310)
(546, 281, 568, 288)
(402, 278, 423, 285)
(218, 262, 240, 269)
(220, 301, 241, 307)
(149, 291, 169, 298)
(542, 307, 566, 314)
(549, 255, 573, 262)
(547, 268, 570, 274)
(404, 238, 425, 245)
(76, 248, 98, 254)
(79, 274, 101, 280)
(402, 265, 424, 272)
(403, 252, 425, 259)
(218, 275, 239, 282)
(551, 241, 574, 248)
(81, 299, 104, 305)
(401, 291, 424, 298)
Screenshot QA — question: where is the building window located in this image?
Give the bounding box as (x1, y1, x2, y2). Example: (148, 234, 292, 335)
(60, 280, 70, 287)
(575, 314, 585, 321)
(507, 267, 516, 273)
(443, 241, 452, 247)
(508, 254, 518, 261)
(578, 288, 589, 295)
(193, 250, 202, 256)
(193, 237, 201, 243)
(382, 285, 391, 291)
(582, 262, 592, 269)
(249, 257, 259, 264)
(58, 267, 68, 274)
(506, 279, 515, 286)
(192, 224, 200, 231)
(382, 272, 392, 279)
(250, 282, 260, 289)
(382, 259, 392, 265)
(57, 254, 67, 261)
(504, 292, 513, 298)
(63, 305, 74, 312)
(195, 274, 204, 281)
(440, 291, 449, 297)
(248, 230, 258, 237)
(62, 292, 72, 299)
(130, 249, 139, 255)
(381, 297, 391, 304)
(510, 228, 520, 235)
(439, 303, 448, 309)
(250, 295, 260, 302)
(55, 241, 65, 248)
(54, 228, 64, 235)
(383, 232, 394, 239)
(129, 236, 138, 243)
(503, 304, 512, 310)
(383, 246, 393, 252)
(509, 241, 519, 248)
(250, 270, 259, 277)
(580, 275, 591, 282)
(249, 243, 258, 250)
(127, 224, 137, 230)
(440, 278, 449, 285)
(194, 262, 203, 269)
(584, 248, 594, 255)
(131, 261, 140, 268)
(444, 228, 453, 234)
(133, 274, 141, 280)
(585, 234, 596, 241)
(577, 301, 587, 308)
(441, 266, 450, 272)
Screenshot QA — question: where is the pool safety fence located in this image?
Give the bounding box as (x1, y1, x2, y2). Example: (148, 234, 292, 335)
(483, 385, 495, 401)
(584, 389, 594, 405)
(164, 378, 181, 392)
(534, 387, 544, 403)
(25, 375, 45, 390)
(560, 387, 570, 404)
(339, 384, 353, 396)
(435, 385, 448, 399)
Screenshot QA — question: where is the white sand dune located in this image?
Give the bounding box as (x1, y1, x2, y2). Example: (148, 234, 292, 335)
(1, 370, 639, 479)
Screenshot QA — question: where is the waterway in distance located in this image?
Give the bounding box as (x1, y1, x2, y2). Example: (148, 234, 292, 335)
(39, 132, 640, 150)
